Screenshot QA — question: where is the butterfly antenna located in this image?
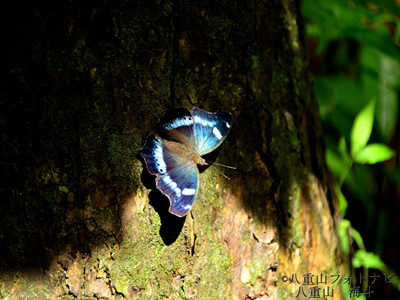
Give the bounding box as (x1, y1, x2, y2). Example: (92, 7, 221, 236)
(208, 161, 237, 169)
(214, 167, 231, 180)
(206, 161, 236, 180)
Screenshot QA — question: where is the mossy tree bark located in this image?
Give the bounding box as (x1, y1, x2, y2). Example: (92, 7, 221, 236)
(0, 0, 347, 299)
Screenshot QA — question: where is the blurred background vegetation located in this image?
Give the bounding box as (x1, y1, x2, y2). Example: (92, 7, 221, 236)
(302, 0, 400, 298)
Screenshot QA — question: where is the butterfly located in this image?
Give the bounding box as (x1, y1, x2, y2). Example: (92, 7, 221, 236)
(140, 107, 232, 217)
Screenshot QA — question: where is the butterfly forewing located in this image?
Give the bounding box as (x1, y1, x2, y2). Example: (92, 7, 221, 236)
(162, 107, 232, 156)
(141, 135, 170, 175)
(161, 108, 195, 149)
(190, 108, 232, 156)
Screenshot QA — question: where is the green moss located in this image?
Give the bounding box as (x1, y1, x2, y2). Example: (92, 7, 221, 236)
(240, 228, 251, 246)
(198, 170, 226, 215)
(106, 133, 141, 191)
(107, 212, 186, 298)
(102, 193, 234, 299)
(248, 257, 266, 285)
(195, 238, 233, 299)
(251, 55, 260, 70)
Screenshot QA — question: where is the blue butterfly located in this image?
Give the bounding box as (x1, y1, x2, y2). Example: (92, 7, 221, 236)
(141, 107, 232, 217)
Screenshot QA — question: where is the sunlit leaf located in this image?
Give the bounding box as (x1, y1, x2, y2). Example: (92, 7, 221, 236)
(351, 226, 366, 250)
(354, 143, 395, 164)
(338, 219, 351, 253)
(350, 100, 375, 158)
(353, 250, 385, 269)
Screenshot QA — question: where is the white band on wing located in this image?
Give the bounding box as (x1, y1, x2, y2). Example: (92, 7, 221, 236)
(182, 188, 196, 195)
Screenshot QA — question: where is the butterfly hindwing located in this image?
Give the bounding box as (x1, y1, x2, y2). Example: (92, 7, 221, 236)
(141, 135, 199, 217)
(156, 162, 199, 217)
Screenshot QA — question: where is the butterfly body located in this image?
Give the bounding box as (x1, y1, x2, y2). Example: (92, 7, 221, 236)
(141, 107, 232, 217)
(162, 139, 207, 166)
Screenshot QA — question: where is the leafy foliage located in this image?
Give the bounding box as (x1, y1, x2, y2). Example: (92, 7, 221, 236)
(354, 143, 396, 164)
(302, 0, 400, 297)
(350, 100, 375, 158)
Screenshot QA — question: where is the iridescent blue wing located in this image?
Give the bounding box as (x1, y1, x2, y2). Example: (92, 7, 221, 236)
(140, 135, 169, 175)
(162, 107, 232, 156)
(190, 108, 232, 156)
(140, 135, 199, 217)
(161, 108, 195, 149)
(156, 162, 198, 217)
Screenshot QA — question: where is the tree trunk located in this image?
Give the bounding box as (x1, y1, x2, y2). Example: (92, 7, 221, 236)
(0, 0, 347, 299)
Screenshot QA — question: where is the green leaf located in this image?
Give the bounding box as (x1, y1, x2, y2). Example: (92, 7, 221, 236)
(353, 250, 385, 269)
(326, 149, 347, 177)
(350, 27, 400, 60)
(354, 252, 400, 292)
(354, 143, 396, 164)
(338, 219, 351, 253)
(351, 226, 365, 250)
(350, 101, 375, 158)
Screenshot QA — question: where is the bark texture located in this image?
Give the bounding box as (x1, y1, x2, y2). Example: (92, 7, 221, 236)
(0, 0, 347, 299)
